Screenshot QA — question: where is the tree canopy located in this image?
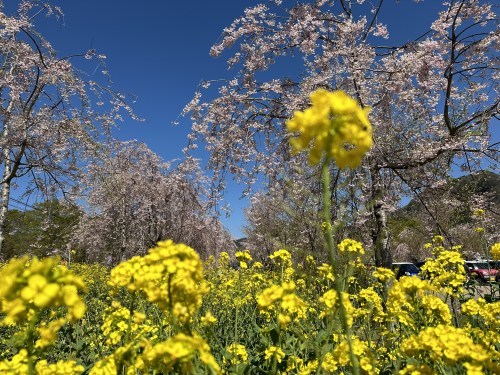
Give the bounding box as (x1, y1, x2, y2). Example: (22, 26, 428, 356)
(184, 0, 499, 265)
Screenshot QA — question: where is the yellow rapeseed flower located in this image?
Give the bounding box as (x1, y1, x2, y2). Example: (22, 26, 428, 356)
(269, 249, 292, 267)
(319, 290, 353, 325)
(353, 287, 386, 323)
(338, 238, 365, 255)
(399, 363, 433, 374)
(372, 267, 395, 283)
(401, 324, 490, 369)
(286, 89, 372, 167)
(225, 343, 248, 365)
(328, 338, 376, 374)
(235, 250, 252, 262)
(432, 235, 445, 244)
(257, 284, 285, 310)
(0, 349, 28, 374)
(491, 243, 500, 261)
(257, 282, 307, 325)
(35, 359, 85, 375)
(386, 277, 437, 329)
(473, 209, 485, 217)
(420, 249, 466, 297)
(461, 298, 500, 327)
(0, 256, 86, 327)
(264, 346, 285, 363)
(317, 263, 335, 282)
(200, 311, 217, 327)
(140, 333, 221, 374)
(100, 301, 157, 347)
(321, 353, 339, 373)
(108, 240, 209, 324)
(35, 318, 67, 348)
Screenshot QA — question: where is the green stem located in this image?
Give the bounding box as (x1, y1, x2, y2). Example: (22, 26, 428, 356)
(234, 305, 239, 344)
(334, 278, 361, 375)
(321, 159, 336, 266)
(234, 269, 243, 344)
(321, 158, 361, 375)
(26, 312, 39, 375)
(125, 292, 136, 345)
(450, 295, 460, 328)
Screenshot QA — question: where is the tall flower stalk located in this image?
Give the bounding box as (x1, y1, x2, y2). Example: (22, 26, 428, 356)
(286, 89, 373, 375)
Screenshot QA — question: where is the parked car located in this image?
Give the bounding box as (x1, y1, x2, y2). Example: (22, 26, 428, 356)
(464, 260, 498, 283)
(391, 262, 421, 280)
(415, 261, 427, 271)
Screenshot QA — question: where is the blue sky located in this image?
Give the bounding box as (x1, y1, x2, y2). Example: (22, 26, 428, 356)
(10, 0, 255, 237)
(9, 1, 498, 238)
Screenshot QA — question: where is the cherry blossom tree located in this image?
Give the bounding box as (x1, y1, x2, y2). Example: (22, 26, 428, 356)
(184, 0, 499, 265)
(243, 184, 324, 260)
(0, 1, 136, 256)
(243, 154, 375, 261)
(74, 141, 233, 264)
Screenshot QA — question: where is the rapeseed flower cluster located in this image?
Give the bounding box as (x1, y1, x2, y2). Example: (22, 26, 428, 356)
(1, 238, 499, 374)
(89, 343, 143, 375)
(387, 277, 451, 329)
(318, 289, 354, 325)
(0, 257, 87, 374)
(87, 240, 221, 375)
(264, 346, 286, 363)
(322, 338, 376, 374)
(372, 267, 395, 283)
(461, 298, 500, 328)
(317, 263, 335, 283)
(200, 311, 217, 327)
(286, 356, 319, 374)
(0, 349, 84, 375)
(338, 238, 365, 255)
(224, 343, 248, 365)
(0, 349, 28, 374)
(491, 243, 500, 260)
(257, 281, 307, 326)
(109, 240, 208, 324)
(235, 250, 252, 269)
(269, 249, 293, 268)
(35, 359, 84, 375)
(461, 298, 500, 352)
(400, 324, 496, 374)
(140, 333, 220, 374)
(286, 89, 372, 167)
(419, 246, 467, 297)
(100, 301, 157, 346)
(0, 257, 86, 326)
(352, 286, 385, 323)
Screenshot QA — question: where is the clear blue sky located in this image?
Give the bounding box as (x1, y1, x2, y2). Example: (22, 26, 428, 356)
(11, 1, 498, 238)
(15, 0, 256, 238)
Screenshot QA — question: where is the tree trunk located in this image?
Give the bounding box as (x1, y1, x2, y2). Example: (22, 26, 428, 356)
(119, 195, 127, 263)
(0, 95, 14, 258)
(0, 150, 12, 258)
(370, 169, 392, 267)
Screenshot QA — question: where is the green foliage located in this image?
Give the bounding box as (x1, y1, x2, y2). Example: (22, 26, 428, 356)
(389, 172, 500, 262)
(3, 199, 81, 260)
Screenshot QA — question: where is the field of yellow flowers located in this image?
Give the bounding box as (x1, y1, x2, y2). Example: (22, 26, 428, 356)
(0, 238, 499, 374)
(1, 89, 500, 374)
